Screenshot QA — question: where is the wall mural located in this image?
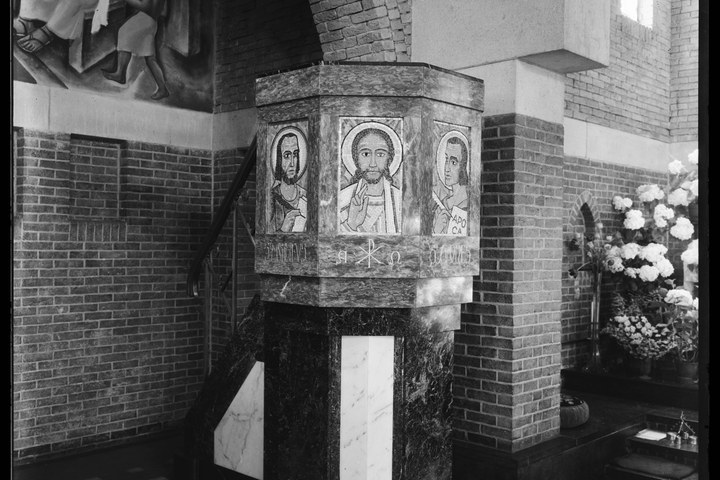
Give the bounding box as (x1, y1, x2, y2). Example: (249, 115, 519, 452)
(432, 124, 470, 236)
(12, 0, 213, 112)
(338, 118, 403, 235)
(268, 121, 309, 233)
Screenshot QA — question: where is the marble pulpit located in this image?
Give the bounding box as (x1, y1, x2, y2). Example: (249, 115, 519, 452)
(217, 62, 483, 480)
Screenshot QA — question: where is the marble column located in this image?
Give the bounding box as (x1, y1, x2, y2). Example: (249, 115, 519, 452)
(254, 63, 484, 480)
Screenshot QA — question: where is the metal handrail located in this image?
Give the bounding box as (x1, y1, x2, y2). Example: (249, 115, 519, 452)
(186, 135, 257, 297)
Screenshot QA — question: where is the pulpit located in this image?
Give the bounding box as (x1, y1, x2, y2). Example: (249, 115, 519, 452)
(223, 62, 484, 480)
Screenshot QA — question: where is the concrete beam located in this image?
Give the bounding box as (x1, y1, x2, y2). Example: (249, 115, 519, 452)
(412, 0, 610, 74)
(459, 60, 566, 125)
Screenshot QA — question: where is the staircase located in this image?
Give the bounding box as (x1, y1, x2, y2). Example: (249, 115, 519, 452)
(178, 136, 262, 479)
(187, 135, 257, 376)
(604, 412, 699, 480)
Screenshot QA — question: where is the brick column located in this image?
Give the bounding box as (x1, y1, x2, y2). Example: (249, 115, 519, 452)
(454, 113, 564, 453)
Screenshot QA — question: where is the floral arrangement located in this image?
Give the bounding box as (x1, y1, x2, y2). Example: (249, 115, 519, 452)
(596, 149, 700, 362)
(604, 150, 698, 292)
(602, 314, 675, 359)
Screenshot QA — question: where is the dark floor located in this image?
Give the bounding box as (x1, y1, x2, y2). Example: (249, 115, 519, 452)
(12, 431, 184, 480)
(10, 391, 704, 480)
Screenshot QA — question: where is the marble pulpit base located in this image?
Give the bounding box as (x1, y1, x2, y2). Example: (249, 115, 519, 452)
(264, 302, 457, 480)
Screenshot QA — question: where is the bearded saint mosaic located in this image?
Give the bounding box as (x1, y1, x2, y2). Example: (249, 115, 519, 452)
(268, 122, 309, 233)
(338, 119, 403, 235)
(432, 127, 470, 236)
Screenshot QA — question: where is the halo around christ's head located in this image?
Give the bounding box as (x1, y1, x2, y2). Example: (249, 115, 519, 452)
(340, 121, 403, 177)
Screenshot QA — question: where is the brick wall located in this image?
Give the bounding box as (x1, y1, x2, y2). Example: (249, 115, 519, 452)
(310, 0, 412, 62)
(454, 114, 564, 452)
(565, 0, 672, 141)
(12, 129, 213, 460)
(214, 0, 324, 113)
(213, 0, 416, 112)
(669, 0, 699, 142)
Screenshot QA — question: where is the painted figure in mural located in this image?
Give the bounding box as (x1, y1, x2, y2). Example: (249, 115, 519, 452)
(14, 0, 107, 53)
(103, 0, 169, 100)
(270, 132, 307, 233)
(339, 127, 402, 234)
(432, 134, 469, 235)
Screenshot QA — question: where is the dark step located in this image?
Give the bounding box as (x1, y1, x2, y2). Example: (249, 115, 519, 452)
(604, 453, 697, 480)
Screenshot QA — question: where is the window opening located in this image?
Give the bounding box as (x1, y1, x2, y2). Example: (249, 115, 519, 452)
(621, 0, 653, 28)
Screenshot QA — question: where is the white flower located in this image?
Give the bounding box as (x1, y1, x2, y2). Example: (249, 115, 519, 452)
(624, 267, 639, 279)
(693, 297, 699, 310)
(670, 217, 694, 240)
(620, 242, 642, 260)
(664, 288, 694, 307)
(688, 149, 698, 165)
(653, 204, 674, 221)
(681, 179, 699, 197)
(681, 239, 699, 265)
(637, 184, 665, 202)
(655, 258, 674, 277)
(613, 196, 633, 211)
(653, 204, 674, 229)
(624, 209, 646, 230)
(668, 159, 685, 175)
(667, 188, 690, 206)
(638, 243, 668, 264)
(638, 265, 660, 282)
(607, 256, 625, 273)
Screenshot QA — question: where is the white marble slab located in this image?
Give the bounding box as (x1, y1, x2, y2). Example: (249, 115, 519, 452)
(340, 336, 394, 480)
(214, 361, 264, 480)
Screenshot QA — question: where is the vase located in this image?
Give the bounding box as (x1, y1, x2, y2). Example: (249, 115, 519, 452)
(628, 357, 652, 380)
(637, 358, 652, 380)
(677, 361, 698, 384)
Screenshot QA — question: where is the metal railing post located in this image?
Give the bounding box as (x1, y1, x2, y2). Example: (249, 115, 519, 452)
(231, 200, 238, 336)
(203, 259, 213, 376)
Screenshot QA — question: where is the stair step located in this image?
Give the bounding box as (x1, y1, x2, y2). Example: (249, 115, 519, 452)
(605, 453, 697, 480)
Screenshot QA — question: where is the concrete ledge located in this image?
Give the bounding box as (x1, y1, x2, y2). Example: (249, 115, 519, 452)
(212, 108, 258, 151)
(13, 82, 259, 151)
(564, 117, 697, 172)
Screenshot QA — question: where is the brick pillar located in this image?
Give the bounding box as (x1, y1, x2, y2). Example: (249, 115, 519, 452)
(454, 113, 564, 454)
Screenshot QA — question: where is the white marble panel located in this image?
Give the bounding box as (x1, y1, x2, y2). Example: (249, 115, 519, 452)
(214, 361, 264, 480)
(340, 336, 394, 480)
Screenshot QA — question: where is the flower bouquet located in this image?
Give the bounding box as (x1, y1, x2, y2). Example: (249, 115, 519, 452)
(598, 150, 699, 374)
(602, 291, 676, 361)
